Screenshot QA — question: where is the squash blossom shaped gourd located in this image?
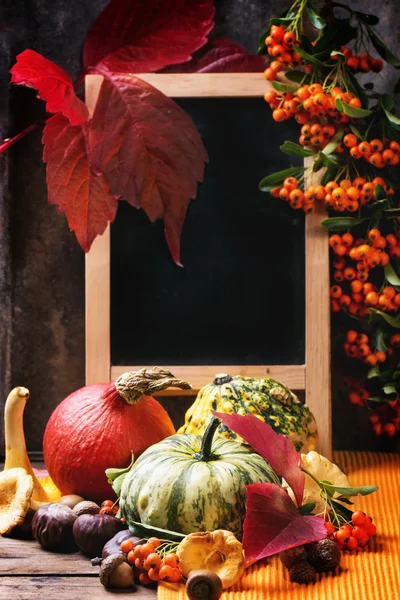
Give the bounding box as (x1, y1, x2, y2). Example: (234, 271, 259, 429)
(178, 374, 317, 452)
(0, 387, 61, 534)
(119, 417, 280, 539)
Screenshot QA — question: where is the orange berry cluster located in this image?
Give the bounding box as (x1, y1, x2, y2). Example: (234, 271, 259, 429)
(123, 537, 182, 586)
(326, 177, 392, 213)
(264, 25, 302, 72)
(299, 122, 336, 150)
(270, 176, 325, 213)
(369, 399, 400, 437)
(343, 330, 387, 366)
(264, 84, 361, 124)
(99, 499, 119, 515)
(343, 134, 400, 167)
(327, 512, 377, 551)
(342, 46, 384, 73)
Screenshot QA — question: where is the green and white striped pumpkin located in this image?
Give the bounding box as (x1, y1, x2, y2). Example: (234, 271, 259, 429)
(119, 417, 280, 539)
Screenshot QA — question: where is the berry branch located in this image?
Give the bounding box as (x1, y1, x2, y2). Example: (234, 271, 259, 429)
(259, 1, 400, 440)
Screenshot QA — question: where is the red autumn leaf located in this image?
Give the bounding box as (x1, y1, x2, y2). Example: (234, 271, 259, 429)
(161, 38, 267, 73)
(83, 0, 215, 75)
(213, 411, 305, 506)
(89, 74, 208, 265)
(43, 113, 118, 251)
(243, 483, 327, 560)
(10, 50, 88, 126)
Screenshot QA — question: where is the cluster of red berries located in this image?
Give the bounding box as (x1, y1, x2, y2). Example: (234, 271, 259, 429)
(342, 46, 383, 73)
(299, 122, 336, 149)
(325, 511, 377, 551)
(343, 330, 387, 366)
(270, 176, 324, 213)
(264, 25, 303, 71)
(329, 177, 394, 212)
(99, 499, 119, 516)
(369, 400, 400, 437)
(122, 537, 182, 586)
(343, 134, 400, 167)
(264, 84, 361, 124)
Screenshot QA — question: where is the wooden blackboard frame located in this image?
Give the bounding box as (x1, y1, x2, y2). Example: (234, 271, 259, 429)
(85, 73, 332, 458)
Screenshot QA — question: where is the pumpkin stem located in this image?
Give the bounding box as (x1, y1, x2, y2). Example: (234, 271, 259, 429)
(115, 367, 192, 405)
(193, 416, 220, 462)
(213, 374, 233, 385)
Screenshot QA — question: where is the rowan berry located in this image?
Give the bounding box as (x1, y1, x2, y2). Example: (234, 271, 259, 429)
(289, 188, 304, 202)
(264, 90, 277, 104)
(310, 123, 322, 136)
(283, 31, 296, 46)
(365, 291, 378, 306)
(353, 177, 366, 190)
(343, 133, 357, 148)
(349, 97, 362, 108)
(370, 152, 384, 167)
(279, 188, 290, 201)
(359, 141, 372, 156)
(383, 286, 396, 299)
(346, 536, 359, 551)
(297, 86, 311, 101)
(323, 124, 335, 138)
(383, 423, 396, 437)
(283, 177, 298, 191)
(264, 67, 277, 81)
(341, 233, 354, 247)
(382, 149, 395, 164)
(270, 60, 283, 72)
(335, 244, 347, 256)
(344, 267, 356, 280)
(365, 354, 378, 366)
(376, 351, 387, 363)
(270, 25, 285, 42)
(272, 108, 289, 121)
(370, 139, 384, 152)
(303, 202, 315, 214)
(346, 330, 358, 343)
(331, 299, 341, 312)
(329, 234, 341, 247)
(330, 285, 342, 299)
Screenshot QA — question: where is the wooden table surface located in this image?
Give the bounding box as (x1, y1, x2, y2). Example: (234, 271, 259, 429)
(0, 535, 157, 600)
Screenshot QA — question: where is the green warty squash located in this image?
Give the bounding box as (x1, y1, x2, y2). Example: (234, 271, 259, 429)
(119, 417, 280, 539)
(178, 373, 317, 452)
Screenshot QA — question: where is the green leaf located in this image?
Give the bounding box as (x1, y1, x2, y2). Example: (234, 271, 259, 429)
(272, 80, 299, 94)
(383, 383, 397, 395)
(257, 27, 270, 54)
(374, 184, 387, 202)
(106, 453, 135, 496)
(366, 396, 390, 406)
(349, 124, 363, 139)
(324, 484, 378, 497)
(285, 70, 310, 84)
(367, 365, 381, 379)
(259, 167, 305, 192)
(382, 106, 400, 127)
(336, 98, 373, 118)
(128, 521, 185, 541)
(355, 12, 379, 25)
(370, 308, 400, 328)
(330, 501, 354, 522)
(280, 141, 314, 157)
(314, 19, 357, 53)
(368, 28, 400, 68)
(384, 208, 400, 218)
(322, 126, 344, 156)
(270, 17, 295, 25)
(384, 263, 400, 286)
(298, 502, 316, 515)
(374, 327, 388, 353)
(295, 45, 324, 67)
(335, 496, 354, 505)
(318, 151, 341, 168)
(306, 4, 326, 29)
(321, 166, 339, 186)
(321, 217, 367, 232)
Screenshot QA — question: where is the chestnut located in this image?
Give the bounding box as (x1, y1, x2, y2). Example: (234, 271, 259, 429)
(32, 503, 77, 552)
(73, 513, 126, 557)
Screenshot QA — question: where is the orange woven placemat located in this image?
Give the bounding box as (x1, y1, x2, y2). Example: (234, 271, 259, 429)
(158, 451, 400, 600)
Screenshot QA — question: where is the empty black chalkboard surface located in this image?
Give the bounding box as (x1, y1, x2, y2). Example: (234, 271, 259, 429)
(110, 98, 305, 367)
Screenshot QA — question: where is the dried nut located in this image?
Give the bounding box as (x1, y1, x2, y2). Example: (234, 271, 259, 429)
(73, 501, 100, 516)
(58, 495, 85, 509)
(99, 553, 135, 589)
(186, 570, 223, 600)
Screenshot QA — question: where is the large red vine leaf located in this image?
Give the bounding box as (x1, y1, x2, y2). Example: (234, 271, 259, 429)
(43, 114, 118, 251)
(161, 38, 267, 73)
(89, 74, 208, 265)
(213, 411, 305, 506)
(243, 483, 327, 560)
(83, 0, 215, 75)
(10, 50, 88, 126)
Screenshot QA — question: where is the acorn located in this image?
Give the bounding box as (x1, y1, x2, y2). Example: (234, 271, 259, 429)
(307, 539, 341, 573)
(289, 561, 317, 584)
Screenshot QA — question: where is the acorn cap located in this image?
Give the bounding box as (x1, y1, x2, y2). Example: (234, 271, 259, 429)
(99, 553, 126, 587)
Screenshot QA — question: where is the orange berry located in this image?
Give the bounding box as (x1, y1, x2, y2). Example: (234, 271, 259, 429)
(272, 108, 289, 122)
(370, 139, 384, 152)
(340, 294, 351, 307)
(334, 270, 344, 282)
(264, 67, 276, 81)
(341, 233, 354, 247)
(365, 291, 378, 306)
(349, 97, 362, 108)
(303, 201, 315, 214)
(334, 244, 347, 256)
(283, 177, 298, 191)
(383, 286, 396, 299)
(359, 141, 372, 156)
(343, 133, 358, 148)
(383, 423, 396, 437)
(344, 267, 356, 280)
(365, 354, 378, 366)
(375, 351, 387, 363)
(289, 188, 304, 202)
(264, 90, 277, 104)
(346, 330, 358, 343)
(270, 25, 285, 42)
(329, 234, 341, 247)
(368, 228, 380, 241)
(270, 60, 283, 72)
(330, 285, 342, 299)
(370, 152, 384, 167)
(350, 146, 362, 159)
(283, 31, 296, 46)
(331, 299, 341, 312)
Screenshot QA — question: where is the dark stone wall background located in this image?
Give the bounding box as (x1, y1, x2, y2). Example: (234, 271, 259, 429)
(0, 0, 399, 456)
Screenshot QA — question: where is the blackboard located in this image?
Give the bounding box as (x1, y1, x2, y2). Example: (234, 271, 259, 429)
(110, 98, 305, 367)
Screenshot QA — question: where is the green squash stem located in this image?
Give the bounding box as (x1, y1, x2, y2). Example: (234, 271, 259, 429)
(192, 416, 220, 462)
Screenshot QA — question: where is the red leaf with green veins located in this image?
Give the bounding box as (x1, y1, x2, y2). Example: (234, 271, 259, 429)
(213, 411, 305, 506)
(161, 38, 267, 73)
(10, 50, 88, 125)
(83, 0, 214, 75)
(243, 483, 326, 560)
(43, 114, 118, 251)
(89, 74, 208, 265)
